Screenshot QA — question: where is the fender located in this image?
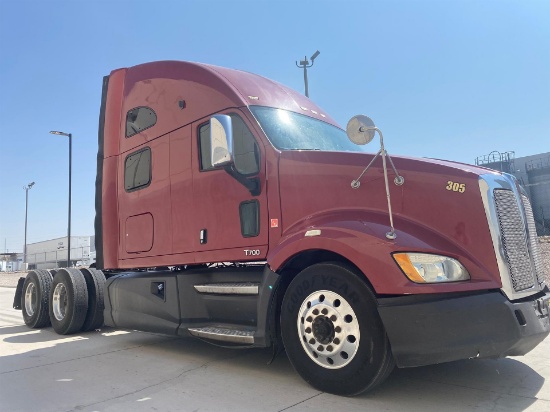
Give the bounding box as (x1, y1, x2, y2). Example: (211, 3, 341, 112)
(267, 211, 501, 295)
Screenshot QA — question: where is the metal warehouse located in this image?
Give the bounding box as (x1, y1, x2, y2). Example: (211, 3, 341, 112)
(25, 236, 95, 269)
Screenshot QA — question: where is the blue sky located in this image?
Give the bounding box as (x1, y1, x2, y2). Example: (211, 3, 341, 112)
(0, 0, 548, 253)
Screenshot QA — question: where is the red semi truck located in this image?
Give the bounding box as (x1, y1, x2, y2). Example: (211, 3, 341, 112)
(16, 61, 549, 395)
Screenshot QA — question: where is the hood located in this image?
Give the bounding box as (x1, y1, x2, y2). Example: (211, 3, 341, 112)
(278, 151, 497, 227)
(277, 149, 497, 270)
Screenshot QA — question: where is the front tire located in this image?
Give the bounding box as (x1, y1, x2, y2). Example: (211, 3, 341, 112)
(49, 268, 88, 335)
(281, 262, 394, 396)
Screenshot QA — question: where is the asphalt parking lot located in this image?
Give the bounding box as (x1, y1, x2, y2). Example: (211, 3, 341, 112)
(1, 285, 549, 412)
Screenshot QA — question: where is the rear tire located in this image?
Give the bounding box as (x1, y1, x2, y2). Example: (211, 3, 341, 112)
(49, 268, 89, 335)
(80, 268, 106, 331)
(22, 270, 52, 328)
(281, 262, 395, 396)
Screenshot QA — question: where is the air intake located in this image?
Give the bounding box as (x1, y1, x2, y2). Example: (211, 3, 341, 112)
(521, 195, 545, 286)
(493, 190, 535, 291)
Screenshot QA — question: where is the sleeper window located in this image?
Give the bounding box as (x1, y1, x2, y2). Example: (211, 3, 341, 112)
(126, 107, 157, 138)
(125, 147, 151, 191)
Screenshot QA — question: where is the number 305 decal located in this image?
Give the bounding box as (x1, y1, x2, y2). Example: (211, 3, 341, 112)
(446, 181, 466, 193)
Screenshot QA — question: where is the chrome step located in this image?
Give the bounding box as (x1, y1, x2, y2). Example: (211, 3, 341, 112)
(194, 282, 259, 295)
(188, 326, 255, 344)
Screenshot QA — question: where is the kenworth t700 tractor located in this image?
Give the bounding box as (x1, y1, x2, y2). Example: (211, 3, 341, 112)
(16, 61, 549, 396)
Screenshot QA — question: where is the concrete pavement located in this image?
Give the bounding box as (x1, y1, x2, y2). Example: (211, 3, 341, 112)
(1, 286, 549, 411)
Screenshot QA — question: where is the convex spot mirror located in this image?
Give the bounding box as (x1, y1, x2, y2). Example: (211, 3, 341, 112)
(210, 114, 234, 167)
(346, 115, 376, 145)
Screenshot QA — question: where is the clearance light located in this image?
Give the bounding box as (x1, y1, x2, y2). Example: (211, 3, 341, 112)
(393, 253, 470, 283)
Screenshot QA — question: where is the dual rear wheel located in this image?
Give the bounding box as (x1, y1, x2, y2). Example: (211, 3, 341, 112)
(21, 270, 52, 328)
(21, 268, 106, 334)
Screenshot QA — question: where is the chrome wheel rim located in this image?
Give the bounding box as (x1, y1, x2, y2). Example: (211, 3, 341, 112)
(24, 283, 37, 316)
(297, 290, 360, 369)
(52, 283, 68, 321)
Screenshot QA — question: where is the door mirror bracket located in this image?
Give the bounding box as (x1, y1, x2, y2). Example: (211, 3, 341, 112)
(224, 165, 261, 196)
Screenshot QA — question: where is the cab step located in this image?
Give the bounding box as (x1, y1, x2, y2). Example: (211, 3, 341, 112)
(187, 325, 255, 344)
(193, 282, 259, 295)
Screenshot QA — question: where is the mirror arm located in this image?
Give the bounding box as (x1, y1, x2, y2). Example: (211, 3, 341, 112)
(350, 126, 404, 241)
(224, 165, 261, 196)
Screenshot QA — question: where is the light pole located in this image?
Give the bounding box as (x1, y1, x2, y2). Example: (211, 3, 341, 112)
(50, 130, 72, 267)
(295, 50, 320, 97)
(23, 182, 35, 265)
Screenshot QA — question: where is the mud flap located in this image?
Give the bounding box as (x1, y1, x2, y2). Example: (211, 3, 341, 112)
(13, 277, 25, 310)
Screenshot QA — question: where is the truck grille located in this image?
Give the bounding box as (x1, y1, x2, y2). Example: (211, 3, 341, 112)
(493, 189, 536, 292)
(521, 195, 544, 286)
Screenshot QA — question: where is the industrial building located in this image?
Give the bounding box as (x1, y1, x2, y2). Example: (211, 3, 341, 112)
(475, 151, 550, 236)
(25, 236, 95, 269)
(0, 253, 23, 272)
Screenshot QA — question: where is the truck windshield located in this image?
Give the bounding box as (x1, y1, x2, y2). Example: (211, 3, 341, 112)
(250, 106, 370, 153)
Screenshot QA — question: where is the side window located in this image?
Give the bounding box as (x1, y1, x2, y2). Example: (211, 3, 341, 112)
(198, 114, 260, 175)
(125, 147, 151, 191)
(240, 200, 260, 237)
(232, 115, 260, 175)
(126, 107, 157, 138)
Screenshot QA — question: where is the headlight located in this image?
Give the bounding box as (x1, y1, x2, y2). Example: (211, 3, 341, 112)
(393, 253, 470, 283)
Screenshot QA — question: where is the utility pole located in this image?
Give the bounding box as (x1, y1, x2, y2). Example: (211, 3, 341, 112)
(50, 130, 73, 266)
(23, 182, 35, 265)
(296, 50, 320, 97)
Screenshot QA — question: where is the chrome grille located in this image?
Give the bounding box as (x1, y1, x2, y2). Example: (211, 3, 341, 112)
(521, 195, 544, 285)
(493, 190, 534, 291)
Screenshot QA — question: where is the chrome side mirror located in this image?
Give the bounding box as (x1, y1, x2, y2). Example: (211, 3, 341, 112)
(210, 114, 234, 167)
(346, 115, 376, 145)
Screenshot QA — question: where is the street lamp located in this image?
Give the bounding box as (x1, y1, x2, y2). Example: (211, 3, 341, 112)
(23, 182, 35, 265)
(295, 50, 320, 97)
(50, 130, 72, 267)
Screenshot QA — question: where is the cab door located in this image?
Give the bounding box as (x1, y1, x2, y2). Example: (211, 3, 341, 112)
(170, 125, 196, 259)
(191, 109, 268, 263)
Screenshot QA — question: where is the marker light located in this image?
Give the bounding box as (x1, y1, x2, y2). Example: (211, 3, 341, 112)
(393, 253, 470, 283)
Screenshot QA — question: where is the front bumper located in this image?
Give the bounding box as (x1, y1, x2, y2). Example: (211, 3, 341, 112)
(378, 289, 550, 368)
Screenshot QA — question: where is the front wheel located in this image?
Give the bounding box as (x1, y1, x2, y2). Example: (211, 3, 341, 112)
(281, 262, 394, 396)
